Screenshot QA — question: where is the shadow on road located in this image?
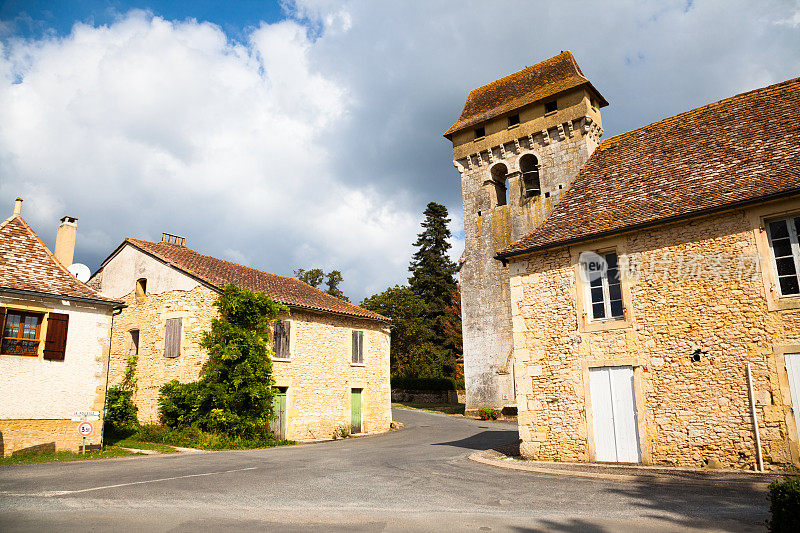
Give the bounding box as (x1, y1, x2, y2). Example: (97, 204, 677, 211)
(432, 430, 519, 451)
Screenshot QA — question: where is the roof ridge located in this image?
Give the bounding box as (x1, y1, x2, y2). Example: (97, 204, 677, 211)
(599, 76, 800, 150)
(466, 51, 580, 97)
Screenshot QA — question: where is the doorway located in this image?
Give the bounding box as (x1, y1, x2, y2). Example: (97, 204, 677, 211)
(270, 387, 287, 440)
(589, 366, 641, 463)
(350, 388, 362, 434)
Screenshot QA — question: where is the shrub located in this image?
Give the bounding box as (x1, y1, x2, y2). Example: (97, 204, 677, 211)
(768, 476, 800, 532)
(391, 376, 458, 391)
(477, 408, 500, 420)
(104, 386, 139, 435)
(133, 424, 292, 450)
(158, 380, 201, 429)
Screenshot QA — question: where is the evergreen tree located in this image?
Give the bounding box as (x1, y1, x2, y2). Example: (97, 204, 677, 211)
(407, 202, 460, 376)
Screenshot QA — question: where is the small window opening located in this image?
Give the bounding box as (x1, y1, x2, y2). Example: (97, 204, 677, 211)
(508, 114, 520, 127)
(519, 154, 541, 198)
(129, 329, 140, 356)
(474, 127, 485, 139)
(490, 164, 508, 207)
(135, 278, 147, 303)
(545, 100, 558, 114)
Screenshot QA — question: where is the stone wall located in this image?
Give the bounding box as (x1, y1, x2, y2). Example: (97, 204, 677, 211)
(108, 285, 392, 440)
(453, 87, 603, 414)
(0, 419, 102, 456)
(509, 200, 800, 469)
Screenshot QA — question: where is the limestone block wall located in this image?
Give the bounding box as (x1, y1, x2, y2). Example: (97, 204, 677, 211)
(108, 287, 392, 440)
(455, 89, 602, 414)
(509, 202, 800, 469)
(0, 293, 113, 456)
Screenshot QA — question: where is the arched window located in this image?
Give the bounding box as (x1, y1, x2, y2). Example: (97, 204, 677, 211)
(490, 164, 509, 207)
(519, 154, 541, 198)
(135, 278, 147, 303)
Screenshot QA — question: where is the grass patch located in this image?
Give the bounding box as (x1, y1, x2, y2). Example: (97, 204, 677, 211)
(110, 424, 295, 451)
(112, 438, 178, 453)
(0, 447, 138, 466)
(392, 402, 466, 415)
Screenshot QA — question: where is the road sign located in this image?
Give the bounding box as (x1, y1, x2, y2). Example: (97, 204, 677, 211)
(71, 410, 101, 421)
(77, 421, 94, 437)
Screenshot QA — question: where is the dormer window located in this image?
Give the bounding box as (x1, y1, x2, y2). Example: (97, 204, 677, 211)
(545, 100, 558, 114)
(474, 127, 485, 139)
(508, 114, 520, 127)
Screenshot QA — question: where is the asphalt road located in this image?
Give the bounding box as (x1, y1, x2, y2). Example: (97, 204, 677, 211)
(0, 408, 769, 532)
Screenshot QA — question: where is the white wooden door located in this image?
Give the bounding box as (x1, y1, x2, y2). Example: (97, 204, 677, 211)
(786, 353, 800, 439)
(589, 366, 641, 463)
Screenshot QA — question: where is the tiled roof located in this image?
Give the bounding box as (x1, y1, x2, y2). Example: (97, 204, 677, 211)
(444, 51, 607, 138)
(0, 214, 121, 304)
(120, 238, 389, 322)
(498, 77, 800, 258)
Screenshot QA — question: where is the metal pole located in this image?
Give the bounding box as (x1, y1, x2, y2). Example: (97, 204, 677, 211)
(746, 363, 763, 472)
(82, 436, 86, 455)
(100, 306, 124, 450)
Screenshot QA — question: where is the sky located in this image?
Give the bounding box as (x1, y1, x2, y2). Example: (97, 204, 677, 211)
(1, 0, 799, 303)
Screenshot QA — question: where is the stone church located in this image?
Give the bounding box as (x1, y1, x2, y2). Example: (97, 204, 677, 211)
(447, 51, 800, 469)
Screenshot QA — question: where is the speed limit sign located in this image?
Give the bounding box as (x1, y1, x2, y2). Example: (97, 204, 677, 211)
(77, 421, 94, 437)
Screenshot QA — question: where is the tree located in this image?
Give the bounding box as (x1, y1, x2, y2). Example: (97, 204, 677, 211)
(295, 267, 350, 302)
(294, 268, 324, 289)
(407, 202, 460, 376)
(325, 270, 349, 302)
(361, 286, 435, 376)
(158, 285, 288, 438)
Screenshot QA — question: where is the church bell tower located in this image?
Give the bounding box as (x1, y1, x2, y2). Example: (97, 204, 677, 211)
(444, 51, 607, 415)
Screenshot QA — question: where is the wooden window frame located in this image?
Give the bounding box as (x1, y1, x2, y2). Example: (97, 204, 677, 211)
(1, 310, 44, 357)
(585, 251, 625, 322)
(765, 214, 800, 298)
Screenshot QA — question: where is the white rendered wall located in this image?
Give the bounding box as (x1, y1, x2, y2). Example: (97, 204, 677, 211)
(98, 244, 201, 299)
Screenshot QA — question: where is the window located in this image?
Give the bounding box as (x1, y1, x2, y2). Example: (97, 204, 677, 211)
(164, 318, 181, 358)
(508, 114, 520, 127)
(490, 163, 509, 206)
(519, 154, 541, 198)
(135, 278, 147, 303)
(273, 320, 291, 359)
(767, 215, 800, 296)
(545, 100, 557, 113)
(128, 329, 140, 356)
(585, 252, 624, 321)
(352, 330, 364, 364)
(1, 311, 43, 356)
(474, 127, 485, 139)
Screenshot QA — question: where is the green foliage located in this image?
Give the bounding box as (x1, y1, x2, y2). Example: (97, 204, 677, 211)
(768, 476, 800, 532)
(391, 376, 460, 391)
(477, 408, 500, 420)
(0, 447, 136, 465)
(295, 268, 325, 288)
(133, 424, 293, 450)
(105, 386, 140, 434)
(120, 353, 138, 391)
(332, 425, 351, 440)
(295, 267, 350, 301)
(157, 284, 288, 439)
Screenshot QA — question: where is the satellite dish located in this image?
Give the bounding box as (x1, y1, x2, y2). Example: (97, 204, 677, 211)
(68, 263, 91, 283)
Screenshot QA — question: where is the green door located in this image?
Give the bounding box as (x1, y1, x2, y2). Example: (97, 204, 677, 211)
(350, 388, 362, 434)
(270, 388, 287, 440)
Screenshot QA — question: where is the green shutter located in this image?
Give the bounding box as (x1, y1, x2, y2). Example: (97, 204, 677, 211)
(350, 388, 362, 434)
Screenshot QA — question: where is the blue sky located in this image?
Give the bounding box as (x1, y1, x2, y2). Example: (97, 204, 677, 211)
(1, 1, 799, 302)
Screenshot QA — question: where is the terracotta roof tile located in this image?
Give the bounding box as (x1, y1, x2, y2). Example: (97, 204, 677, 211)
(499, 77, 800, 258)
(444, 51, 607, 138)
(0, 215, 121, 304)
(122, 238, 389, 322)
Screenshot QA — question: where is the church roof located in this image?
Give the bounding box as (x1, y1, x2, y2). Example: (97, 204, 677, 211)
(497, 77, 800, 259)
(444, 51, 607, 138)
(0, 212, 121, 305)
(99, 238, 389, 323)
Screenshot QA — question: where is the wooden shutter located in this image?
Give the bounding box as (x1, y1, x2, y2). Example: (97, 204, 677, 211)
(43, 313, 69, 361)
(164, 318, 181, 358)
(352, 331, 363, 363)
(274, 321, 290, 359)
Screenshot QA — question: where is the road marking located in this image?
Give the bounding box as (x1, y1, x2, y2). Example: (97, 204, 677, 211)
(10, 467, 259, 497)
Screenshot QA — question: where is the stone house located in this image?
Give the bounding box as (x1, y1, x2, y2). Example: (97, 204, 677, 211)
(90, 235, 392, 440)
(492, 77, 800, 469)
(0, 198, 122, 456)
(445, 51, 607, 415)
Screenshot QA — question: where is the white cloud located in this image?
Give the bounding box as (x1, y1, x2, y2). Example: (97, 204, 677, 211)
(1, 1, 799, 302)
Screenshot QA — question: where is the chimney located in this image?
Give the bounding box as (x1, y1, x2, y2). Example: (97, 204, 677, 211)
(13, 197, 22, 216)
(161, 232, 186, 246)
(54, 216, 78, 266)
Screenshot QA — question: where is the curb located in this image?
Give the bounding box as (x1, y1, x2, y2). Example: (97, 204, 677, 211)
(468, 448, 782, 486)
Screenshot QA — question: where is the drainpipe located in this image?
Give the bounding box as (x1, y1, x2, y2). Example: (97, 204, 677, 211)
(746, 363, 764, 472)
(100, 305, 125, 449)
